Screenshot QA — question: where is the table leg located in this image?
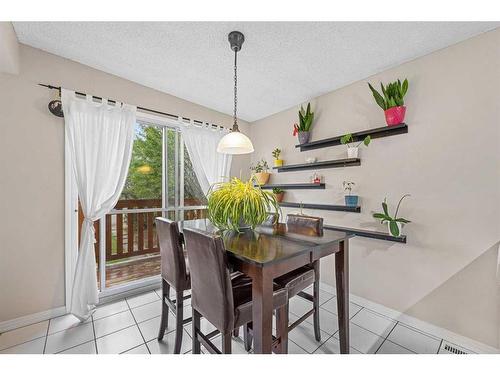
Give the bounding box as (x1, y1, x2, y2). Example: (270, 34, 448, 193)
(251, 268, 273, 354)
(335, 239, 350, 354)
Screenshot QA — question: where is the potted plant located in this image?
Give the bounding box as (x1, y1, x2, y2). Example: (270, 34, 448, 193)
(292, 102, 314, 144)
(373, 194, 411, 237)
(250, 159, 270, 185)
(207, 177, 279, 232)
(342, 181, 358, 207)
(272, 148, 284, 167)
(368, 79, 409, 126)
(340, 133, 371, 159)
(272, 187, 285, 203)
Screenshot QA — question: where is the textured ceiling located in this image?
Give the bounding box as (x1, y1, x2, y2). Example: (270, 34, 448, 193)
(13, 22, 499, 122)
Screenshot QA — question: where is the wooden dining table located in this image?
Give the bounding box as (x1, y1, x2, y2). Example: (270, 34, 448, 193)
(179, 219, 353, 354)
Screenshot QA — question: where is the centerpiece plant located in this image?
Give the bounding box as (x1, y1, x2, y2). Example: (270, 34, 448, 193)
(207, 177, 279, 232)
(368, 79, 409, 126)
(292, 102, 314, 145)
(373, 194, 411, 237)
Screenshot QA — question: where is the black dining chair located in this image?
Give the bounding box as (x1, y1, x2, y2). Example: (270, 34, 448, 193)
(155, 217, 191, 354)
(243, 213, 323, 351)
(183, 227, 289, 354)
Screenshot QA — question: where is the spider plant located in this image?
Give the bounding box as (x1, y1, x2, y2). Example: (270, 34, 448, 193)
(207, 177, 279, 232)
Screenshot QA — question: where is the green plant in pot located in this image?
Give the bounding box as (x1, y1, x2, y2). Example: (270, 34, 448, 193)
(373, 194, 411, 237)
(292, 102, 314, 144)
(340, 134, 371, 159)
(272, 148, 283, 167)
(342, 181, 358, 207)
(272, 187, 285, 203)
(207, 177, 279, 232)
(250, 159, 270, 185)
(368, 79, 409, 126)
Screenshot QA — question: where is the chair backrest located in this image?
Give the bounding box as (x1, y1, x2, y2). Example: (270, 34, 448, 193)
(155, 217, 189, 291)
(183, 227, 235, 333)
(286, 214, 324, 236)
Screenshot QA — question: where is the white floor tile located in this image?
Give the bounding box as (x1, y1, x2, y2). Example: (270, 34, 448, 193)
(127, 291, 160, 309)
(147, 329, 192, 354)
(94, 300, 129, 320)
(334, 323, 384, 354)
(96, 325, 144, 354)
(0, 320, 48, 351)
(59, 341, 97, 354)
(123, 344, 150, 354)
(45, 322, 94, 354)
(289, 296, 313, 317)
(0, 337, 46, 354)
(139, 315, 176, 342)
(314, 336, 362, 354)
(93, 310, 136, 338)
(290, 307, 339, 336)
(48, 314, 90, 335)
(387, 324, 441, 354)
(321, 297, 362, 318)
(350, 309, 396, 338)
(184, 317, 217, 337)
(376, 340, 414, 354)
(288, 320, 326, 353)
(210, 335, 250, 354)
(131, 300, 162, 323)
(288, 340, 308, 354)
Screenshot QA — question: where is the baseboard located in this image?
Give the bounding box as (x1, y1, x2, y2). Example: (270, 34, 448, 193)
(0, 306, 67, 333)
(319, 282, 499, 354)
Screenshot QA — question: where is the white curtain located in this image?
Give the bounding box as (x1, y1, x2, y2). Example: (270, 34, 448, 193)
(180, 120, 232, 194)
(62, 89, 136, 321)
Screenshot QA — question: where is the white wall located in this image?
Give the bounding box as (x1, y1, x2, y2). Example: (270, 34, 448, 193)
(0, 44, 250, 323)
(249, 29, 500, 348)
(0, 22, 19, 74)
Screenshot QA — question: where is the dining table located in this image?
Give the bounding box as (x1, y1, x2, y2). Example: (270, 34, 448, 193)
(178, 219, 353, 354)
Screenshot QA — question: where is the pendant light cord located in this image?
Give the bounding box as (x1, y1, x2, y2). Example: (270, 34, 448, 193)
(233, 49, 239, 131)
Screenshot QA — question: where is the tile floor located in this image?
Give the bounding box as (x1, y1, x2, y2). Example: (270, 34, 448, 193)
(0, 285, 473, 354)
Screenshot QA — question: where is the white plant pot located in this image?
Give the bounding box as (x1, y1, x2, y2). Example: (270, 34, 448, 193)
(387, 221, 403, 237)
(347, 147, 359, 159)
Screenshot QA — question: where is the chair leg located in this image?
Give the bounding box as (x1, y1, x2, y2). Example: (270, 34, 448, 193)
(276, 304, 289, 354)
(243, 323, 252, 351)
(157, 280, 170, 340)
(313, 261, 321, 342)
(221, 332, 232, 354)
(233, 328, 239, 338)
(192, 308, 201, 354)
(174, 290, 184, 354)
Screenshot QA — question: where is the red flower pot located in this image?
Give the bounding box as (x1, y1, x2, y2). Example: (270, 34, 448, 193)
(384, 105, 406, 126)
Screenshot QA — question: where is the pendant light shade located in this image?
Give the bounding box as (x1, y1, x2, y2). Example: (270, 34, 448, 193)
(217, 31, 254, 155)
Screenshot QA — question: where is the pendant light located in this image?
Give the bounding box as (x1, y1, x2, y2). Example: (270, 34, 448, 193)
(217, 31, 254, 155)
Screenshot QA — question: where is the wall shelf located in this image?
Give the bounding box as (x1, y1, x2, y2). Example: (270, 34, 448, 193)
(260, 183, 325, 190)
(296, 123, 408, 151)
(279, 202, 360, 213)
(273, 158, 360, 173)
(324, 224, 407, 243)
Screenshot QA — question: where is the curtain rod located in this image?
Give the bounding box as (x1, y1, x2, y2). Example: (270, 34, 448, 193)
(38, 83, 226, 130)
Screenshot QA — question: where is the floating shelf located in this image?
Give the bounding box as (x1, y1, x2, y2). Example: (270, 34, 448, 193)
(296, 123, 408, 151)
(324, 224, 407, 243)
(273, 158, 360, 173)
(260, 183, 325, 190)
(279, 202, 360, 213)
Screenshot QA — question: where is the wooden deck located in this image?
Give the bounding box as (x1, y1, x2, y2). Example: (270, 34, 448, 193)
(98, 255, 161, 289)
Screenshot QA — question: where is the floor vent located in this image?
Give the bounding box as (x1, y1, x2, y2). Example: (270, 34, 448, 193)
(438, 341, 473, 354)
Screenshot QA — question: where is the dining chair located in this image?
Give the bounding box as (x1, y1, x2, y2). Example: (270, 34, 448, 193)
(155, 217, 191, 354)
(243, 213, 323, 351)
(183, 227, 289, 354)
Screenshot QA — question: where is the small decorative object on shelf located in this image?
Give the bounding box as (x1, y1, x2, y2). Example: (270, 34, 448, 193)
(373, 194, 411, 237)
(272, 187, 285, 203)
(340, 133, 371, 159)
(311, 172, 322, 184)
(343, 181, 358, 207)
(272, 148, 283, 167)
(368, 79, 409, 126)
(250, 159, 271, 185)
(293, 102, 314, 144)
(306, 156, 317, 164)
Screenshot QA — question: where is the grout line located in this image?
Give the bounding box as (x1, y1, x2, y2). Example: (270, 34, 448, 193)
(436, 339, 443, 354)
(373, 321, 399, 354)
(42, 319, 51, 354)
(54, 339, 96, 354)
(125, 297, 150, 354)
(91, 315, 98, 354)
(349, 307, 363, 320)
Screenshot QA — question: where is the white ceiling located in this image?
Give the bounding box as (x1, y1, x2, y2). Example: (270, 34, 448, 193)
(13, 22, 499, 122)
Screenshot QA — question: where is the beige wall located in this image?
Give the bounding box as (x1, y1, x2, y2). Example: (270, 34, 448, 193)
(249, 29, 500, 348)
(0, 22, 19, 74)
(0, 44, 250, 322)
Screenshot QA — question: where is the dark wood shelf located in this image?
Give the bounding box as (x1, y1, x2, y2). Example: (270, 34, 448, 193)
(279, 202, 360, 213)
(324, 224, 407, 243)
(296, 123, 408, 151)
(273, 158, 360, 172)
(260, 183, 325, 190)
